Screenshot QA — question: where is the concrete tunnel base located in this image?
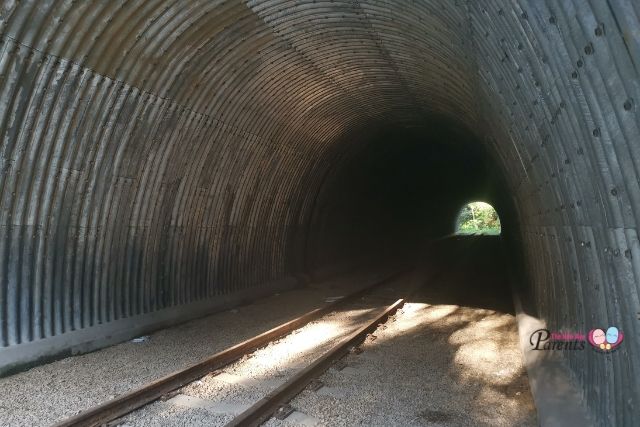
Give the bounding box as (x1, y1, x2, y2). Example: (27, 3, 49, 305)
(0, 276, 299, 377)
(513, 294, 592, 426)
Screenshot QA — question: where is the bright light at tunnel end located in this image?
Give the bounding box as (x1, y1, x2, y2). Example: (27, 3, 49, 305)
(455, 201, 501, 235)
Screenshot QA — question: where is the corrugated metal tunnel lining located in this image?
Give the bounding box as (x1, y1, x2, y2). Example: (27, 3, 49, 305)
(0, 1, 638, 425)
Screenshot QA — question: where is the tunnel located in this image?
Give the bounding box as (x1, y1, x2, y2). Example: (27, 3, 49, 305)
(0, 1, 638, 425)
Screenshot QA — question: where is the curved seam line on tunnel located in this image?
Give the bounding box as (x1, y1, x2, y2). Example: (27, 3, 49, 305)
(0, 33, 317, 160)
(242, 0, 387, 122)
(349, 0, 428, 119)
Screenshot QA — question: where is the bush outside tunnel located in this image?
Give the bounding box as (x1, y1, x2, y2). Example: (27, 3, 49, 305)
(0, 1, 639, 425)
(455, 201, 502, 235)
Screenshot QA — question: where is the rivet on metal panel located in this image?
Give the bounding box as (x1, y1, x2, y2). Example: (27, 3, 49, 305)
(595, 24, 605, 36)
(623, 99, 633, 110)
(592, 128, 600, 137)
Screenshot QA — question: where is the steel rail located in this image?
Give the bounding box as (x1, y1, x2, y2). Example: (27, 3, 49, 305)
(225, 298, 405, 427)
(52, 271, 403, 427)
(223, 238, 476, 427)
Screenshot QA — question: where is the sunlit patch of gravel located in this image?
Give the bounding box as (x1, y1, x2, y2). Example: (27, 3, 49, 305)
(121, 277, 419, 426)
(275, 301, 537, 427)
(116, 402, 230, 427)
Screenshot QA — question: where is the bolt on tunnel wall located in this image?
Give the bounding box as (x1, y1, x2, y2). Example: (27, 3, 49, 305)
(0, 1, 639, 425)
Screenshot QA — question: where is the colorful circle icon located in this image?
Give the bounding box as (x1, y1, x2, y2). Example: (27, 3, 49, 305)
(588, 326, 623, 352)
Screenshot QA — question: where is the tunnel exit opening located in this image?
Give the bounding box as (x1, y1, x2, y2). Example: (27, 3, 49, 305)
(454, 201, 501, 236)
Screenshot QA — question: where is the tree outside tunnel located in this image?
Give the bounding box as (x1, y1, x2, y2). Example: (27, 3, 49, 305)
(455, 202, 501, 236)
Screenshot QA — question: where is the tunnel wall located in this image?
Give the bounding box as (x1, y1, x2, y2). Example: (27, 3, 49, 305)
(0, 1, 639, 424)
(470, 3, 640, 425)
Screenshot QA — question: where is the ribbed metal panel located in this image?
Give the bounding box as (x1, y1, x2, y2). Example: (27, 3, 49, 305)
(469, 2, 640, 424)
(0, 1, 639, 424)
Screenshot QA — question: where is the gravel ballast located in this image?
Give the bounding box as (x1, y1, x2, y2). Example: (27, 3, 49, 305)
(118, 275, 418, 426)
(267, 239, 538, 426)
(0, 269, 389, 427)
(273, 302, 536, 426)
(0, 238, 538, 427)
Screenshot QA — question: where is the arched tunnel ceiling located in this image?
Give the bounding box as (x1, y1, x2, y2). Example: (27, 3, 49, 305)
(0, 1, 639, 424)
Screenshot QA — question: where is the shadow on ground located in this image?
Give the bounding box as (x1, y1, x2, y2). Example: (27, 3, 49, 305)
(383, 236, 537, 426)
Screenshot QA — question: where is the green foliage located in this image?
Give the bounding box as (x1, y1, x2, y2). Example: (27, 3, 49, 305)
(455, 202, 501, 235)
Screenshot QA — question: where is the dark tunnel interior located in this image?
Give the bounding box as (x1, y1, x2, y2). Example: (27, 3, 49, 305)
(304, 120, 520, 278)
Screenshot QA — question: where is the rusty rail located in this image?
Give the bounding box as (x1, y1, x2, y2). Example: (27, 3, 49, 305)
(53, 272, 403, 427)
(225, 298, 405, 427)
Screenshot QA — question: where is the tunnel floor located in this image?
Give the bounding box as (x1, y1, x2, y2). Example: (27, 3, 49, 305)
(0, 237, 536, 426)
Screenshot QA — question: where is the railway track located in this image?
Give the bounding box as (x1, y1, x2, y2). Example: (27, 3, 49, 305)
(54, 237, 482, 427)
(53, 271, 408, 427)
(225, 298, 405, 427)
